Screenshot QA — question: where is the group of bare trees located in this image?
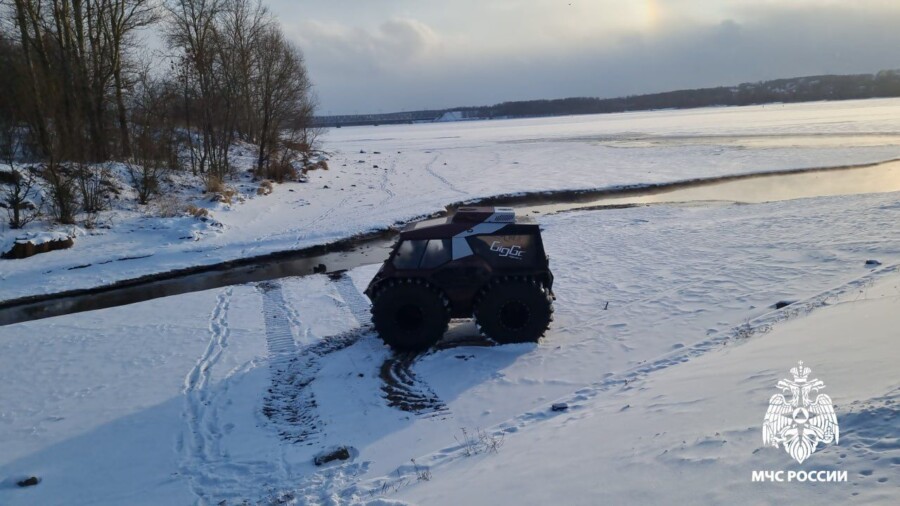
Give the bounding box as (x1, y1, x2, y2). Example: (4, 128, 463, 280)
(167, 0, 314, 185)
(2, 0, 157, 161)
(0, 0, 315, 229)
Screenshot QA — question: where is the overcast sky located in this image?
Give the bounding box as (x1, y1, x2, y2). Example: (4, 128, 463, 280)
(266, 0, 900, 115)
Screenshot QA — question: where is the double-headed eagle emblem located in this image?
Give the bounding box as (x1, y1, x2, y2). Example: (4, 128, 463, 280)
(762, 361, 839, 463)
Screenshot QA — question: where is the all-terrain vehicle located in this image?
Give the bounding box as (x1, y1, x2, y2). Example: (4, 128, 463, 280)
(365, 207, 554, 351)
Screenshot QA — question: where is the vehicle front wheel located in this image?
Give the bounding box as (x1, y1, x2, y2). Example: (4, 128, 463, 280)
(370, 280, 450, 351)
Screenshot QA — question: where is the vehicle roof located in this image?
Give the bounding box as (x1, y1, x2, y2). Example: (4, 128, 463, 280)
(399, 208, 539, 240)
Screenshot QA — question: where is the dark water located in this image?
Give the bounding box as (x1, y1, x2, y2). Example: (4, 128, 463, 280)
(2, 161, 899, 326)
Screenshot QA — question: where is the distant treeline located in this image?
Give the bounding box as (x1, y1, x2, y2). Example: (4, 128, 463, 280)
(482, 70, 900, 118)
(317, 70, 900, 127)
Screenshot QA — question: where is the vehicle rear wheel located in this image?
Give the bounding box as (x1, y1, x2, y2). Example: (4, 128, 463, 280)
(370, 280, 450, 351)
(474, 278, 553, 344)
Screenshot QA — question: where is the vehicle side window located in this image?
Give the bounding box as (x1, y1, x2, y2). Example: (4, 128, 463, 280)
(393, 240, 427, 269)
(419, 239, 452, 269)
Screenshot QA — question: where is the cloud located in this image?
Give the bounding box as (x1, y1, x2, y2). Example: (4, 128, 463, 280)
(292, 18, 441, 76)
(284, 3, 900, 114)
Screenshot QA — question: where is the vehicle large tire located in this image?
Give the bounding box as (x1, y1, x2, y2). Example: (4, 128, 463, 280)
(474, 277, 553, 344)
(370, 280, 450, 351)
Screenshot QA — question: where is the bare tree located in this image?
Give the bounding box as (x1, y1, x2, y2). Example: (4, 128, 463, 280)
(217, 0, 269, 141)
(166, 0, 235, 187)
(2, 167, 40, 228)
(252, 26, 312, 179)
(8, 0, 53, 154)
(1, 122, 41, 229)
(165, 0, 315, 185)
(103, 0, 160, 158)
(0, 31, 23, 151)
(43, 158, 78, 224)
(75, 162, 107, 214)
(0, 32, 40, 228)
(127, 65, 177, 204)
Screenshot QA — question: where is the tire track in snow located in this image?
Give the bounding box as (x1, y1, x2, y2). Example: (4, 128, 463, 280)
(258, 281, 300, 362)
(259, 275, 369, 444)
(252, 274, 397, 504)
(380, 351, 448, 416)
(329, 271, 373, 325)
(378, 336, 494, 417)
(258, 280, 322, 444)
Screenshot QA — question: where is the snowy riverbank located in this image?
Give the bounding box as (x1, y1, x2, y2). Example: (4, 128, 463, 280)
(3, 98, 900, 302)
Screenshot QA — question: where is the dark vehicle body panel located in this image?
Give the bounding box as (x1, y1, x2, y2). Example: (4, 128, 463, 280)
(365, 209, 554, 318)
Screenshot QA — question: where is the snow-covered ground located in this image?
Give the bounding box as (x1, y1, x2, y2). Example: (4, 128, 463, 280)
(3, 99, 900, 302)
(396, 270, 900, 506)
(1, 187, 898, 504)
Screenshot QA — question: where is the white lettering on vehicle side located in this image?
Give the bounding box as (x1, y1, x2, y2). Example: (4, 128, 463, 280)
(490, 241, 525, 260)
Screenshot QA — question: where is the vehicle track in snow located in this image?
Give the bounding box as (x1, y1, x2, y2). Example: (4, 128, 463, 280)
(329, 271, 451, 417)
(258, 280, 300, 359)
(328, 271, 374, 325)
(259, 274, 370, 444)
(379, 335, 494, 417)
(258, 280, 321, 444)
(380, 351, 448, 416)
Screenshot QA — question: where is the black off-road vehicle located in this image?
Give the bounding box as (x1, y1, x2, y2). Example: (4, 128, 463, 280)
(365, 207, 554, 351)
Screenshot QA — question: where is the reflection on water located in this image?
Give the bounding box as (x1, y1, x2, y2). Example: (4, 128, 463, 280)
(528, 161, 900, 214)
